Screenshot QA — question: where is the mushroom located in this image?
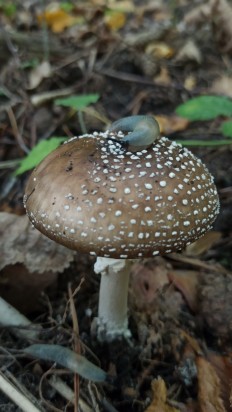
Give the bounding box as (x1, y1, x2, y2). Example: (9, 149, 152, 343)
(24, 115, 220, 341)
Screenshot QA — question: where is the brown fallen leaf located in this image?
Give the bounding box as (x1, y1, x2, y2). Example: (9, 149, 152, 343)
(207, 352, 232, 411)
(168, 270, 199, 312)
(145, 378, 180, 412)
(197, 356, 226, 412)
(0, 212, 76, 312)
(130, 258, 170, 308)
(199, 272, 232, 341)
(0, 264, 57, 313)
(185, 232, 222, 257)
(156, 115, 189, 135)
(0, 212, 75, 273)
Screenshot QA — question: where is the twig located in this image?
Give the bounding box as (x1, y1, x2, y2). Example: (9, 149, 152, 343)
(49, 375, 93, 412)
(7, 107, 29, 154)
(0, 371, 43, 412)
(68, 282, 82, 412)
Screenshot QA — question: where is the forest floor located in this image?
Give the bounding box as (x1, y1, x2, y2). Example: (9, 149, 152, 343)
(0, 1, 232, 411)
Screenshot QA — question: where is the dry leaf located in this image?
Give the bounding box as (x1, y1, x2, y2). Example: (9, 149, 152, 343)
(145, 42, 174, 59)
(154, 66, 171, 85)
(184, 0, 232, 55)
(0, 212, 75, 273)
(103, 0, 134, 12)
(175, 40, 202, 64)
(185, 232, 222, 256)
(211, 76, 232, 98)
(212, 0, 232, 54)
(155, 114, 189, 135)
(207, 352, 232, 411)
(199, 272, 232, 341)
(168, 270, 199, 312)
(184, 75, 197, 91)
(0, 264, 57, 313)
(105, 11, 126, 31)
(37, 9, 76, 33)
(184, 3, 212, 26)
(145, 378, 180, 412)
(130, 258, 169, 307)
(28, 61, 52, 90)
(197, 356, 226, 412)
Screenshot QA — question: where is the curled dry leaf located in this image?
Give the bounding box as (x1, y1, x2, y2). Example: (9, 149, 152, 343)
(145, 378, 180, 412)
(197, 356, 226, 412)
(0, 212, 75, 274)
(28, 61, 52, 90)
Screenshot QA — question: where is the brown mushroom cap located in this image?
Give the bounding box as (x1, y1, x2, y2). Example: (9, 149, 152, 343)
(24, 131, 219, 259)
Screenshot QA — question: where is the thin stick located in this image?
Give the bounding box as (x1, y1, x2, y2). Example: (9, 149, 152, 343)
(7, 107, 29, 154)
(0, 371, 42, 412)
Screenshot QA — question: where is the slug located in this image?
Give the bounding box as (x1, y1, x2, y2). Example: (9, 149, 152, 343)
(109, 115, 160, 149)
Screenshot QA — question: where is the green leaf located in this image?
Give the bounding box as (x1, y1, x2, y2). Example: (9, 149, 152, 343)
(60, 2, 74, 12)
(15, 137, 66, 176)
(176, 139, 232, 147)
(55, 94, 100, 110)
(220, 120, 232, 138)
(176, 95, 232, 121)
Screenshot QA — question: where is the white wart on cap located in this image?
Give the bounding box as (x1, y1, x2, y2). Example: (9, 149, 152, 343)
(24, 131, 220, 259)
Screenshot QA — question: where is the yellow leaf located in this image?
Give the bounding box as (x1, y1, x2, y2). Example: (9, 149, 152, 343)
(146, 42, 174, 59)
(37, 9, 76, 33)
(105, 10, 126, 30)
(145, 378, 180, 412)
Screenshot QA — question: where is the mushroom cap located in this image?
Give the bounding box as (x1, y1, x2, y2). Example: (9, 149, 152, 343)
(24, 131, 219, 259)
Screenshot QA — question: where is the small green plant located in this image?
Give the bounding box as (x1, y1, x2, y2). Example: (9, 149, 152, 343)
(176, 95, 232, 144)
(15, 93, 100, 176)
(15, 138, 66, 176)
(55, 94, 100, 110)
(0, 0, 16, 17)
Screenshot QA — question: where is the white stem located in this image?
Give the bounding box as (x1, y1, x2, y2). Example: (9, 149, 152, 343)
(94, 257, 133, 341)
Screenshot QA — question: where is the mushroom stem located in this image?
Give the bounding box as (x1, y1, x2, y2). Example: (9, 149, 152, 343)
(94, 257, 133, 342)
(109, 115, 160, 148)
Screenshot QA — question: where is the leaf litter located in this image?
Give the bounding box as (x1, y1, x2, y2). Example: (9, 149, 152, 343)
(0, 0, 232, 410)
